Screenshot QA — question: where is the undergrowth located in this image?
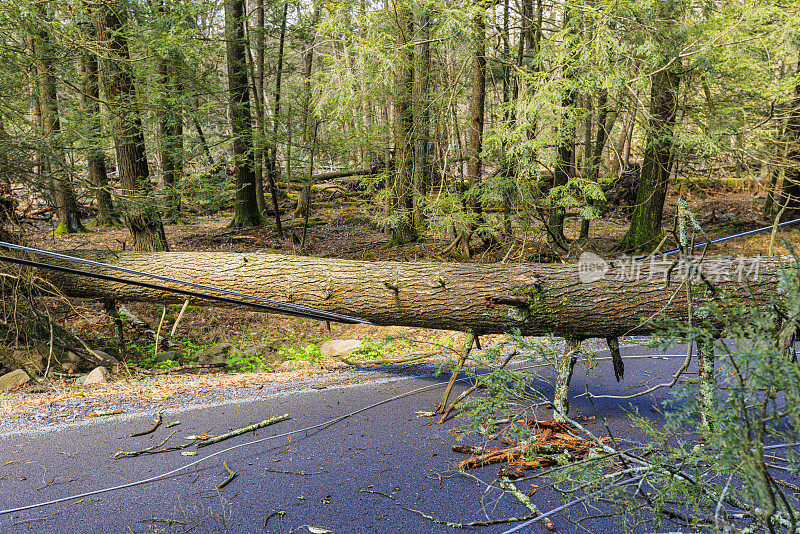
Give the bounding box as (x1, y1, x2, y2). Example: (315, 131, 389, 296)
(453, 252, 800, 532)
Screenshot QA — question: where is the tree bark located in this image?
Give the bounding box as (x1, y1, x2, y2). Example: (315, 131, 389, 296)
(226, 0, 263, 228)
(387, 5, 418, 247)
(96, 0, 168, 251)
(34, 3, 85, 236)
(78, 10, 117, 228)
(617, 68, 680, 252)
(23, 252, 783, 339)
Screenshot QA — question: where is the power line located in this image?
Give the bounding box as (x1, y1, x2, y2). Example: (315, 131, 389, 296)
(635, 216, 800, 261)
(0, 242, 372, 324)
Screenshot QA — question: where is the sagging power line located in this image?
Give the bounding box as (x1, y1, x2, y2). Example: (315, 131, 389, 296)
(0, 241, 372, 325)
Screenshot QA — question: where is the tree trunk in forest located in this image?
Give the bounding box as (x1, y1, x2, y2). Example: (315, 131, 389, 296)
(548, 4, 578, 248)
(266, 0, 288, 238)
(617, 68, 680, 252)
(78, 13, 117, 228)
(226, 0, 263, 228)
(465, 11, 487, 250)
(446, 10, 487, 257)
(412, 10, 431, 228)
(156, 37, 184, 226)
(95, 1, 168, 251)
(610, 105, 634, 180)
(251, 0, 267, 215)
(21, 251, 783, 339)
(0, 120, 14, 224)
(294, 6, 319, 222)
(580, 90, 612, 239)
(192, 97, 215, 167)
(387, 6, 418, 247)
(499, 0, 513, 237)
(779, 58, 800, 222)
(34, 4, 85, 236)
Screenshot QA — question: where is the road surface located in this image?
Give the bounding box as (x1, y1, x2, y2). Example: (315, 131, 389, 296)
(0, 341, 697, 533)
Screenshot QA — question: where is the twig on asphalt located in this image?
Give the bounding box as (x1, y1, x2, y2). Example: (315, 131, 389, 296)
(125, 412, 162, 438)
(499, 477, 555, 530)
(399, 504, 536, 528)
(217, 461, 237, 489)
(12, 513, 56, 525)
(112, 430, 192, 458)
(196, 414, 290, 448)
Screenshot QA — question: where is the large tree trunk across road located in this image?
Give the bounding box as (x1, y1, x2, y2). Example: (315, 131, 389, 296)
(24, 251, 783, 339)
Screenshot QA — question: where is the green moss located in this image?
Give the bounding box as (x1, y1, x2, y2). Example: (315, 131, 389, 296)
(504, 286, 566, 323)
(53, 219, 89, 236)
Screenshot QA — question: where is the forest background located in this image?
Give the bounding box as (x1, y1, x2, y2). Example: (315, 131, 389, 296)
(3, 0, 799, 256)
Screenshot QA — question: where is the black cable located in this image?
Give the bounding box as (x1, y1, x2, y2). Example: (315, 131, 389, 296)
(0, 252, 372, 324)
(0, 240, 369, 324)
(634, 216, 800, 261)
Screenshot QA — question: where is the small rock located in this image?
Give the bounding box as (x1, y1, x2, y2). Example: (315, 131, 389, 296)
(89, 349, 119, 365)
(194, 343, 233, 366)
(243, 343, 276, 358)
(74, 374, 87, 386)
(12, 349, 44, 373)
(154, 351, 180, 364)
(320, 340, 364, 358)
(82, 366, 109, 385)
(0, 369, 30, 391)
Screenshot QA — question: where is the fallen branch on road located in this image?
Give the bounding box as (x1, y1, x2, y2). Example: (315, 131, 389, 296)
(217, 461, 237, 489)
(499, 478, 555, 530)
(196, 414, 290, 448)
(124, 412, 162, 438)
(399, 504, 536, 528)
(112, 430, 192, 458)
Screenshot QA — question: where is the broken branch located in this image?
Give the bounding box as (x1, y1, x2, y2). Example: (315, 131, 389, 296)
(125, 412, 162, 438)
(217, 461, 237, 489)
(399, 505, 536, 528)
(112, 430, 191, 458)
(196, 414, 290, 448)
(499, 478, 555, 530)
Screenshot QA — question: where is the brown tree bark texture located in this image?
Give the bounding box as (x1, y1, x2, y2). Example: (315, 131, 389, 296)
(29, 252, 784, 338)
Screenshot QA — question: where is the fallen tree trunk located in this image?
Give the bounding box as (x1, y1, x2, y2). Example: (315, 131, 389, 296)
(10, 251, 788, 338)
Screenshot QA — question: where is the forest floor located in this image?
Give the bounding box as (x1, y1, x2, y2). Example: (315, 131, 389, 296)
(1, 180, 798, 431)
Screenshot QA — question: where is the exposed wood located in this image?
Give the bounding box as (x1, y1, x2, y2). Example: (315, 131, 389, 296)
(11, 251, 786, 338)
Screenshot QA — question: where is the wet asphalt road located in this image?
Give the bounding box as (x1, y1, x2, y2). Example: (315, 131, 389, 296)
(0, 342, 696, 534)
